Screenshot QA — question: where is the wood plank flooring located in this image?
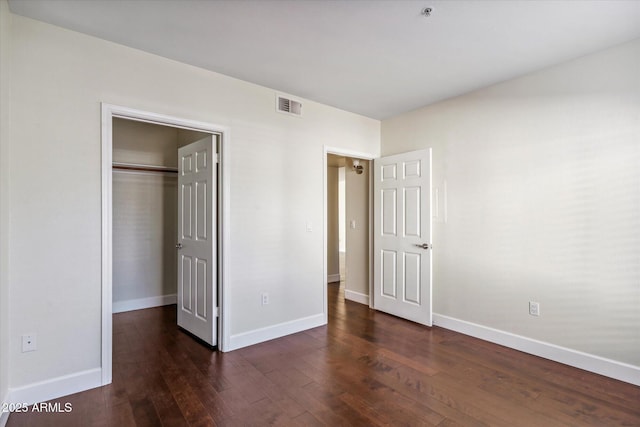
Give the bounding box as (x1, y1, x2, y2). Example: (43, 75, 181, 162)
(7, 282, 640, 426)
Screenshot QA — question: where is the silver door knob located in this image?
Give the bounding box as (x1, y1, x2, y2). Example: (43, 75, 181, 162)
(414, 243, 432, 250)
(176, 243, 183, 249)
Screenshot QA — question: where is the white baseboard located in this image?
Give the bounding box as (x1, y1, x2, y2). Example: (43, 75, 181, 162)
(327, 274, 341, 283)
(228, 313, 325, 351)
(6, 368, 102, 408)
(344, 290, 369, 306)
(433, 314, 640, 387)
(112, 293, 177, 313)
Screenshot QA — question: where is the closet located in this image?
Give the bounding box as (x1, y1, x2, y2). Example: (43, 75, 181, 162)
(112, 118, 211, 314)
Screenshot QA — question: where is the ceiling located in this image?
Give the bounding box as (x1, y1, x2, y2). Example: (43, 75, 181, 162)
(8, 0, 640, 120)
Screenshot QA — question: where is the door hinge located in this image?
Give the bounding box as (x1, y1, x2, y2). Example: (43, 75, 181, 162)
(214, 307, 220, 317)
(215, 153, 220, 164)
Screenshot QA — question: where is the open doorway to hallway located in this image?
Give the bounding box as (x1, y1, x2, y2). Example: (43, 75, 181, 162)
(327, 154, 370, 307)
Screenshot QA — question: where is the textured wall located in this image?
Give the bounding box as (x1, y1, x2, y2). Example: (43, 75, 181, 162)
(345, 161, 370, 298)
(0, 0, 12, 411)
(7, 12, 379, 389)
(382, 39, 640, 366)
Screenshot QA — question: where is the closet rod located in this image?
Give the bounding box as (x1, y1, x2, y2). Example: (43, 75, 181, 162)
(112, 162, 178, 174)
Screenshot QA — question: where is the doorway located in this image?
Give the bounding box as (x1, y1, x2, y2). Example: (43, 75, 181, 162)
(324, 147, 375, 320)
(324, 147, 433, 329)
(111, 118, 210, 313)
(101, 104, 230, 386)
(112, 118, 219, 347)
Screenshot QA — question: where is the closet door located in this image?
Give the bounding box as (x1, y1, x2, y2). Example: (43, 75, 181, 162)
(177, 136, 217, 346)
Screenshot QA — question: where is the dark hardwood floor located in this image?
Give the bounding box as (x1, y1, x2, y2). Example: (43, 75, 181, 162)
(8, 282, 640, 426)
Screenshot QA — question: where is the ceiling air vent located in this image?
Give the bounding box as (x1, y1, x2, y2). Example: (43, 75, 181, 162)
(276, 95, 302, 117)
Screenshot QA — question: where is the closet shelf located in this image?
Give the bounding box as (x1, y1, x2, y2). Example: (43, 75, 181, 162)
(112, 162, 178, 174)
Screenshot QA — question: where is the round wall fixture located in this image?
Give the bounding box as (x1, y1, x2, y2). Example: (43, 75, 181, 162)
(422, 7, 432, 17)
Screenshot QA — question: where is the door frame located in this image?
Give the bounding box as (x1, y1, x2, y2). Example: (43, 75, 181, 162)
(101, 103, 231, 385)
(323, 146, 376, 319)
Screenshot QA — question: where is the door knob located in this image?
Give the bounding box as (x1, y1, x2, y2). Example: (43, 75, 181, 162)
(414, 243, 432, 250)
(176, 243, 183, 249)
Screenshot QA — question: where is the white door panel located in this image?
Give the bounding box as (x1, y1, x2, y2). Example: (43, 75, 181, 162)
(178, 136, 217, 346)
(374, 149, 432, 326)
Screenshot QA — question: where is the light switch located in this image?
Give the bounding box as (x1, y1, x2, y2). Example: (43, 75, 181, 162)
(306, 221, 313, 232)
(350, 220, 356, 229)
(22, 334, 37, 352)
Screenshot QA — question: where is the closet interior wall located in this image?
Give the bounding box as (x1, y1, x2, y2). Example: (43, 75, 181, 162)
(112, 118, 209, 313)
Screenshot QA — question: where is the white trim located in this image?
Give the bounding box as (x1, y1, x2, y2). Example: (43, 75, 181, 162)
(219, 127, 232, 353)
(100, 104, 113, 386)
(368, 162, 374, 309)
(324, 146, 376, 162)
(6, 368, 102, 407)
(327, 274, 341, 283)
(344, 290, 370, 306)
(101, 103, 231, 389)
(322, 153, 328, 325)
(433, 313, 640, 387)
(0, 392, 8, 427)
(228, 313, 325, 351)
(112, 294, 177, 313)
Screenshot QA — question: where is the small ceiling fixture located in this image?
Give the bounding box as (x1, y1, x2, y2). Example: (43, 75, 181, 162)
(352, 159, 364, 175)
(421, 7, 432, 17)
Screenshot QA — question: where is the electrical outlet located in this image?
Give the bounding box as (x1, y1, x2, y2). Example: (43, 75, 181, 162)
(261, 292, 269, 306)
(529, 301, 540, 317)
(22, 334, 37, 352)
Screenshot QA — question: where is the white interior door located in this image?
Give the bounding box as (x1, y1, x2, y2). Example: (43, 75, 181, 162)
(177, 136, 217, 346)
(373, 149, 432, 325)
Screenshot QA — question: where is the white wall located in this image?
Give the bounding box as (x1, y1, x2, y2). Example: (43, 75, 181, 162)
(345, 160, 370, 302)
(113, 172, 177, 308)
(382, 39, 640, 368)
(338, 167, 346, 253)
(327, 166, 339, 280)
(177, 128, 211, 148)
(6, 11, 379, 394)
(0, 0, 12, 419)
